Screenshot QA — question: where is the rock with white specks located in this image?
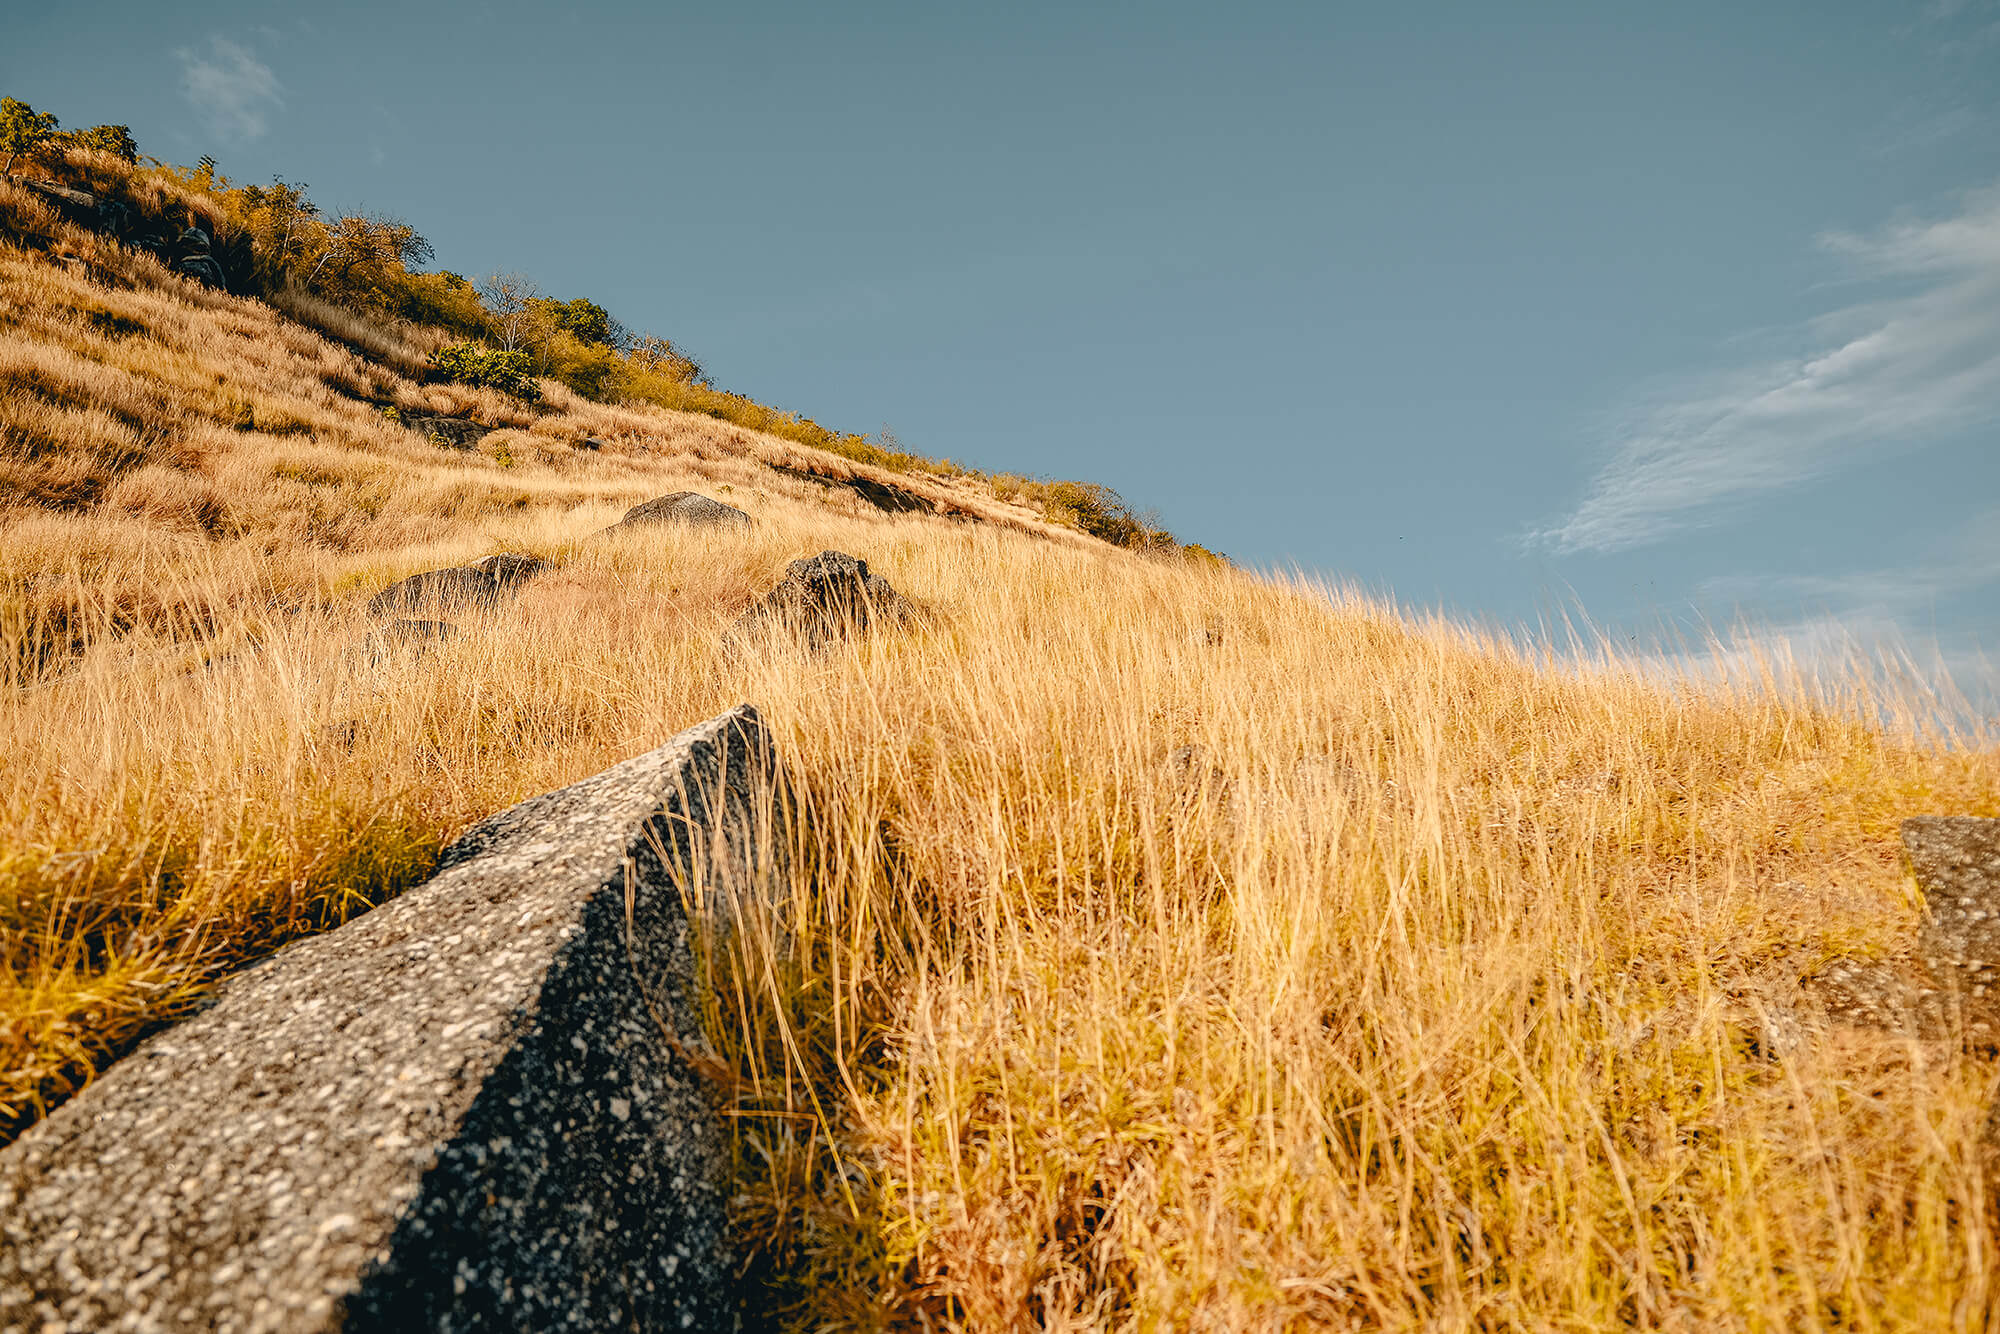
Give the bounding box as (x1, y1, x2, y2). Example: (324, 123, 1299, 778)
(0, 705, 782, 1332)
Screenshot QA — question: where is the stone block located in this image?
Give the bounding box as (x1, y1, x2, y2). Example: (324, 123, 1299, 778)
(0, 705, 782, 1332)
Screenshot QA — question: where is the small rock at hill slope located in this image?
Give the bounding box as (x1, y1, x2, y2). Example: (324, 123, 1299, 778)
(608, 491, 752, 532)
(465, 551, 549, 585)
(366, 553, 547, 617)
(770, 463, 937, 516)
(0, 706, 781, 1332)
(848, 476, 932, 514)
(402, 415, 490, 450)
(171, 226, 228, 290)
(731, 550, 916, 651)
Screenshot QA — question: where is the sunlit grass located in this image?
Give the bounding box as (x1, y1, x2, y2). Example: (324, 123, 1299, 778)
(3, 232, 2000, 1329)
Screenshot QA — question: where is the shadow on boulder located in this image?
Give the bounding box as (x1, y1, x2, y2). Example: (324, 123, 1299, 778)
(771, 463, 934, 516)
(366, 553, 549, 618)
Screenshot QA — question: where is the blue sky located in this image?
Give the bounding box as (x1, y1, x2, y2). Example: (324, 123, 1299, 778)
(9, 1, 1999, 702)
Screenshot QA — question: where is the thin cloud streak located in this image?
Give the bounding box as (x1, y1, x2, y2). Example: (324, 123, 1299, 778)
(1531, 187, 2000, 555)
(176, 37, 282, 142)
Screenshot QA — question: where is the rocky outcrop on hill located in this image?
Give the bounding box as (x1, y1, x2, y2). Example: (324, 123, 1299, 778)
(732, 549, 916, 651)
(772, 462, 938, 516)
(366, 552, 548, 617)
(14, 179, 251, 292)
(0, 705, 783, 1332)
(603, 491, 752, 533)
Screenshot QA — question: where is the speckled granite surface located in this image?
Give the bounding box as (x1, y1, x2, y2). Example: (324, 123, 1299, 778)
(1803, 817, 2000, 1045)
(0, 704, 781, 1333)
(1909, 816, 2000, 1034)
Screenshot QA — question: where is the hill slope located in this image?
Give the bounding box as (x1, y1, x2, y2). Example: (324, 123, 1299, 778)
(5, 141, 2000, 1329)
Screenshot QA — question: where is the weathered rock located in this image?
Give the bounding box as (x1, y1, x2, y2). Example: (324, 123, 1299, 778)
(771, 463, 935, 516)
(1910, 816, 2000, 1028)
(578, 436, 607, 451)
(365, 554, 546, 618)
(847, 476, 931, 515)
(731, 549, 916, 651)
(609, 491, 752, 531)
(465, 551, 548, 587)
(172, 226, 228, 290)
(0, 705, 782, 1332)
(21, 178, 98, 209)
(1803, 954, 1940, 1034)
(366, 566, 500, 617)
(404, 416, 490, 450)
(1802, 818, 2000, 1044)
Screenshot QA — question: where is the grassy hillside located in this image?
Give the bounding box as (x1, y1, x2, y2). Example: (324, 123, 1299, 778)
(5, 121, 2000, 1330)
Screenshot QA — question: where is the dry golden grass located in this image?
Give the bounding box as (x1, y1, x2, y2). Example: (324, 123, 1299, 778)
(4, 239, 2000, 1329)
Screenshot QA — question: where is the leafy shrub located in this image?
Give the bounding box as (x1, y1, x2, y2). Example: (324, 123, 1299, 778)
(0, 97, 59, 175)
(541, 333, 623, 400)
(3, 99, 140, 174)
(429, 342, 542, 401)
(59, 124, 138, 162)
(529, 296, 623, 349)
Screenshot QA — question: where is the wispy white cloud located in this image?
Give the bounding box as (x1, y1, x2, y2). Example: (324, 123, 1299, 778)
(1530, 188, 2000, 555)
(176, 37, 283, 141)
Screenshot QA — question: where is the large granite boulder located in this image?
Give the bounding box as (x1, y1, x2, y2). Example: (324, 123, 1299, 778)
(606, 492, 751, 532)
(0, 705, 783, 1332)
(731, 549, 916, 652)
(366, 553, 547, 618)
(465, 552, 548, 586)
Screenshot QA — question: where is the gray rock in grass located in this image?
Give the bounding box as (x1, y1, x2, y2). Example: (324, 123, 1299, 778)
(1804, 818, 2000, 1046)
(404, 416, 490, 450)
(1909, 816, 2000, 1021)
(365, 553, 546, 618)
(731, 549, 916, 652)
(608, 491, 751, 532)
(0, 704, 783, 1332)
